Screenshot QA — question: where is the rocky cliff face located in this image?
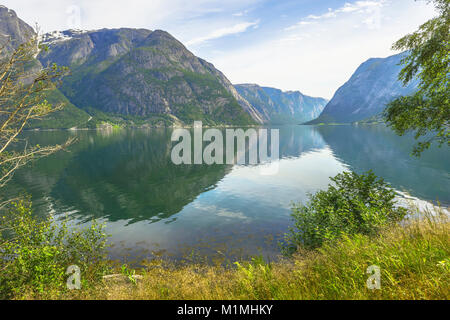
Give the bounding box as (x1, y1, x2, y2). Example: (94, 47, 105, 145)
(0, 6, 91, 129)
(311, 53, 419, 124)
(0, 6, 35, 54)
(38, 28, 263, 125)
(235, 84, 327, 124)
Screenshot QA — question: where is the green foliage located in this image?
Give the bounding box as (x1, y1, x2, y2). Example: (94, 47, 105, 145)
(355, 114, 385, 125)
(0, 200, 110, 299)
(283, 171, 408, 252)
(285, 208, 449, 300)
(26, 89, 91, 129)
(234, 256, 277, 299)
(385, 0, 449, 156)
(83, 107, 177, 128)
(120, 264, 137, 285)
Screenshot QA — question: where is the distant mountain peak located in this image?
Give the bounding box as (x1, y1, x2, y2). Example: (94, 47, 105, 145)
(310, 52, 418, 124)
(235, 83, 328, 124)
(40, 30, 100, 48)
(0, 5, 17, 16)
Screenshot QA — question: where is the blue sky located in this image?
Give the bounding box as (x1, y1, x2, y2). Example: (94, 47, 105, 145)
(3, 0, 437, 98)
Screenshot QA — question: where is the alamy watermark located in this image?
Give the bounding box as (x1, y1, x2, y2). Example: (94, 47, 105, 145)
(366, 265, 381, 290)
(171, 122, 280, 175)
(66, 5, 82, 30)
(66, 265, 81, 290)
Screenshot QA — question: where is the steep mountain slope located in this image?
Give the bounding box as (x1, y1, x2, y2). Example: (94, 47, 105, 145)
(0, 6, 91, 129)
(39, 28, 263, 125)
(310, 53, 419, 124)
(0, 5, 35, 54)
(235, 84, 327, 124)
(27, 90, 91, 129)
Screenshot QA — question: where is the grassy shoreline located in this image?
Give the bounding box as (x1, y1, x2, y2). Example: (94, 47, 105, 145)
(42, 207, 449, 300)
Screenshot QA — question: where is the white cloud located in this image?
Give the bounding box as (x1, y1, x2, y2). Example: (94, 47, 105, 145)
(192, 203, 249, 220)
(285, 21, 316, 31)
(288, 0, 387, 31)
(1, 0, 261, 32)
(232, 10, 249, 17)
(209, 0, 437, 99)
(186, 20, 259, 46)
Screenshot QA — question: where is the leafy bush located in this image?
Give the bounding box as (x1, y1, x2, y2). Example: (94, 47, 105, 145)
(283, 171, 408, 252)
(0, 200, 109, 299)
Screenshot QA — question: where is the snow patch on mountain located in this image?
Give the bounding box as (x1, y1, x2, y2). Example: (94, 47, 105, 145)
(40, 29, 92, 44)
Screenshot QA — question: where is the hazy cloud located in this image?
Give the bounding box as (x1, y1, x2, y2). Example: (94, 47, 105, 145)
(186, 20, 259, 45)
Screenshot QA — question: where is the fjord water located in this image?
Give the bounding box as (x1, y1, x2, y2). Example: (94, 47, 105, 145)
(5, 125, 449, 262)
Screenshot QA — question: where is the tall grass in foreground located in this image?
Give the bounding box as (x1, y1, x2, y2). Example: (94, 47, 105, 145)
(77, 205, 449, 300)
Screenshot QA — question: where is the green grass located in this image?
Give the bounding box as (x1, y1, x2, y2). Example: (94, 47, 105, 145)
(82, 107, 180, 128)
(39, 205, 448, 300)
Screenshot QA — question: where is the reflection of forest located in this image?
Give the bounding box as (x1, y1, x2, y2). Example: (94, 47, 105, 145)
(6, 126, 328, 223)
(317, 125, 450, 204)
(7, 129, 231, 223)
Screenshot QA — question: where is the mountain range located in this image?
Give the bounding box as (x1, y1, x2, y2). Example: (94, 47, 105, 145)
(0, 6, 327, 128)
(38, 28, 263, 126)
(1, 5, 418, 128)
(235, 84, 328, 124)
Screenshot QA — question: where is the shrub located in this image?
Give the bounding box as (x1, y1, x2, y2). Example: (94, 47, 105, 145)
(0, 200, 109, 299)
(283, 171, 408, 253)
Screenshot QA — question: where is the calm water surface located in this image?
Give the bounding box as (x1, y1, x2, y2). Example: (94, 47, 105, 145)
(4, 125, 450, 262)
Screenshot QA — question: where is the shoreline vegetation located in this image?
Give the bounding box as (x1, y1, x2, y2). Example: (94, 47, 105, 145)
(25, 121, 381, 132)
(1, 172, 448, 300)
(97, 207, 449, 300)
(3, 202, 449, 300)
(25, 121, 264, 131)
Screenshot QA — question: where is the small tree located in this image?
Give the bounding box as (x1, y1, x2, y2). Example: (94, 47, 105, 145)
(0, 32, 73, 191)
(384, 0, 449, 156)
